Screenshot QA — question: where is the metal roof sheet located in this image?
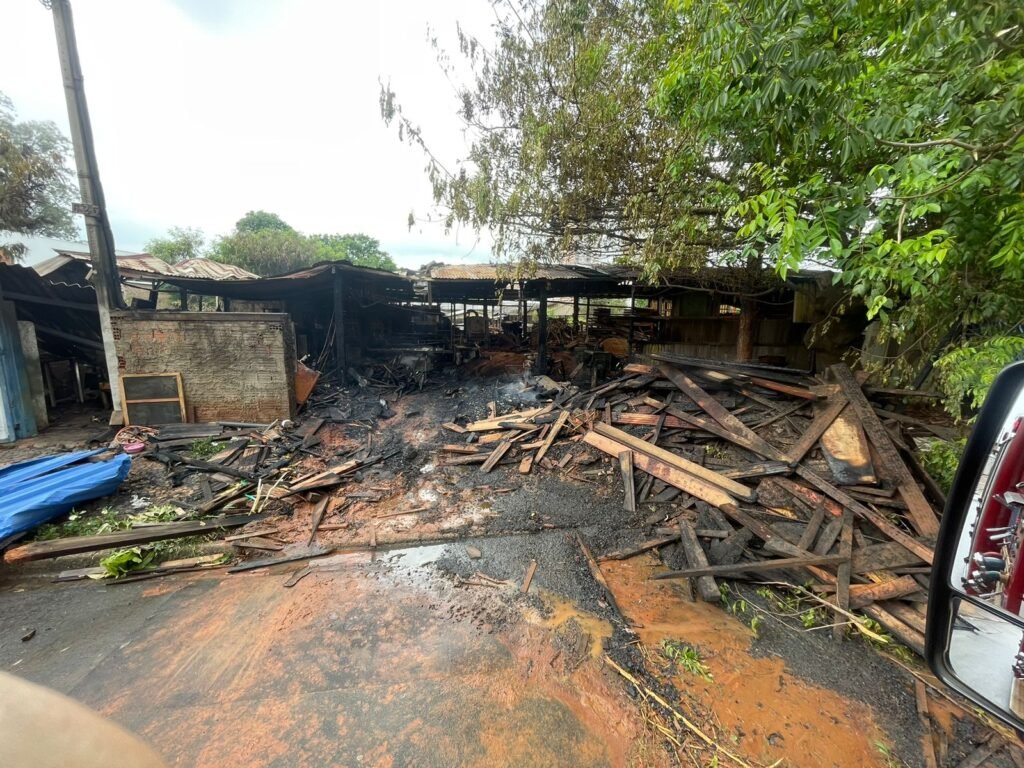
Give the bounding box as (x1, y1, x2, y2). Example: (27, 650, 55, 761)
(172, 259, 258, 280)
(56, 249, 175, 276)
(0, 264, 102, 362)
(428, 264, 581, 281)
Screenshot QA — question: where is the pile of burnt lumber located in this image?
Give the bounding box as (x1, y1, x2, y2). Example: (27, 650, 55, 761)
(2, 414, 386, 566)
(445, 353, 951, 656)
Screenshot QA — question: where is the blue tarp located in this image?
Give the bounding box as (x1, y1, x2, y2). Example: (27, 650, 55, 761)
(0, 448, 132, 540)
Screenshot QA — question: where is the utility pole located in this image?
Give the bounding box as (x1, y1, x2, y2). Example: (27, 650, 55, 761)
(45, 0, 126, 422)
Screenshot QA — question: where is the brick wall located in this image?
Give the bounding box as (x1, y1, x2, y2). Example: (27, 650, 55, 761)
(110, 311, 297, 423)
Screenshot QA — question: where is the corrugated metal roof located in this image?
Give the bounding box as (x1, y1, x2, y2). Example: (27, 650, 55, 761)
(429, 264, 581, 281)
(55, 249, 175, 276)
(159, 261, 414, 301)
(0, 264, 102, 362)
(172, 259, 258, 280)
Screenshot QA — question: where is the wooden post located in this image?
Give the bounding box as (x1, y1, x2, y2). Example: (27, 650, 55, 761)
(520, 283, 527, 341)
(628, 292, 636, 357)
(179, 288, 187, 310)
(737, 297, 755, 361)
(572, 295, 580, 330)
(333, 267, 346, 374)
(482, 299, 489, 346)
(535, 282, 548, 374)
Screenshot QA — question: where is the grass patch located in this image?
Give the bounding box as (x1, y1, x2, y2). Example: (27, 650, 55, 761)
(188, 438, 220, 459)
(35, 504, 185, 541)
(661, 639, 713, 681)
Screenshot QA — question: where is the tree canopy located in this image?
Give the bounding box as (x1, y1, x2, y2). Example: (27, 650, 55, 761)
(205, 213, 397, 276)
(235, 210, 295, 234)
(145, 226, 205, 265)
(382, 0, 1024, 413)
(313, 233, 397, 271)
(658, 0, 1024, 411)
(0, 92, 78, 260)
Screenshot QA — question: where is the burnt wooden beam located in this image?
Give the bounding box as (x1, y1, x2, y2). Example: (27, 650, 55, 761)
(831, 363, 940, 538)
(652, 553, 848, 581)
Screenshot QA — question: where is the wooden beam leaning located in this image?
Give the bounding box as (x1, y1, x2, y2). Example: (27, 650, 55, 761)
(583, 432, 736, 510)
(784, 395, 848, 466)
(656, 363, 788, 461)
(795, 465, 934, 565)
(480, 439, 514, 473)
(833, 509, 855, 640)
(830, 364, 940, 538)
(535, 409, 570, 464)
(678, 521, 721, 602)
(618, 451, 637, 513)
(592, 422, 756, 501)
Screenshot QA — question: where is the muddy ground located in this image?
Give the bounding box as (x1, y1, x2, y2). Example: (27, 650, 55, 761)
(0, 370, 1018, 767)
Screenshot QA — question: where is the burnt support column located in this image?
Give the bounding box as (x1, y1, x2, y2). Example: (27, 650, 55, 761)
(179, 288, 188, 310)
(572, 295, 580, 330)
(737, 297, 756, 361)
(482, 300, 489, 347)
(333, 267, 346, 374)
(535, 282, 548, 375)
(628, 292, 636, 357)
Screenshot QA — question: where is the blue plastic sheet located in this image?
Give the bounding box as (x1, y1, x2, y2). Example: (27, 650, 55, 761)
(0, 448, 132, 540)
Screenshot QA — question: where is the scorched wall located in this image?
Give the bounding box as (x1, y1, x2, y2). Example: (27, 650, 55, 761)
(110, 311, 297, 423)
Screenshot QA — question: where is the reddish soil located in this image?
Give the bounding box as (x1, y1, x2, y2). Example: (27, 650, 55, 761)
(602, 554, 889, 768)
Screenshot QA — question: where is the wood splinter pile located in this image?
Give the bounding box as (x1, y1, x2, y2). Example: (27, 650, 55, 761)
(445, 352, 950, 656)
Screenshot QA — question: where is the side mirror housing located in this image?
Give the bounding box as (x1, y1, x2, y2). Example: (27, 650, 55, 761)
(928, 361, 1024, 731)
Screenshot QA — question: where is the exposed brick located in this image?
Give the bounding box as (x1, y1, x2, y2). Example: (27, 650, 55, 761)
(110, 311, 297, 423)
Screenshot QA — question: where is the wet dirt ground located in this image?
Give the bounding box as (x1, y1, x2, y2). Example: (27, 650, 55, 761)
(1, 528, 1010, 767)
(0, 373, 1015, 766)
(0, 536, 664, 768)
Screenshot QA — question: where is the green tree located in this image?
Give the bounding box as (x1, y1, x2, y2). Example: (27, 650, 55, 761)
(235, 210, 294, 234)
(657, 0, 1024, 412)
(210, 229, 318, 277)
(145, 226, 205, 265)
(379, 0, 738, 274)
(313, 233, 397, 271)
(0, 92, 78, 260)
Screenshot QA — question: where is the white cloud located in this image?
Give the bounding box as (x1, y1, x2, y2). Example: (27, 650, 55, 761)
(0, 0, 495, 264)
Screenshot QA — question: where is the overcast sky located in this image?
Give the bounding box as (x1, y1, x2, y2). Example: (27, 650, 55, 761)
(0, 0, 495, 269)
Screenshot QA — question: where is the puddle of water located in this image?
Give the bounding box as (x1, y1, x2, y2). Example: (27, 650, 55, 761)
(601, 554, 888, 768)
(523, 589, 614, 660)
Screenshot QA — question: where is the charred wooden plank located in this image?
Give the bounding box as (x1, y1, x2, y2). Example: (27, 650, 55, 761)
(852, 541, 926, 573)
(784, 396, 849, 466)
(618, 451, 636, 513)
(848, 576, 921, 609)
(583, 432, 738, 510)
(795, 465, 934, 565)
(821, 407, 878, 485)
(600, 534, 680, 561)
(833, 510, 855, 640)
(652, 553, 848, 581)
(831, 364, 940, 537)
(719, 461, 791, 480)
(656, 363, 787, 461)
(797, 506, 826, 552)
(677, 521, 720, 602)
(748, 377, 819, 400)
(5, 514, 265, 563)
(535, 410, 571, 464)
(480, 440, 514, 473)
(592, 423, 756, 501)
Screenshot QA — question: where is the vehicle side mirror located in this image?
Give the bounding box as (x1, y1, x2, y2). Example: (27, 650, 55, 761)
(928, 362, 1024, 731)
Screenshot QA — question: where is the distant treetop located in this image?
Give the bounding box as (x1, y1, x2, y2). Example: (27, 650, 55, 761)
(235, 210, 295, 234)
